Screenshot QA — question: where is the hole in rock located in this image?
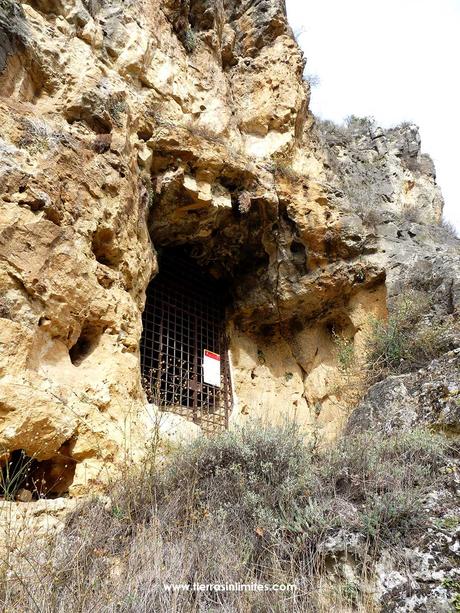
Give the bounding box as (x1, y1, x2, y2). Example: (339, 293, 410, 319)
(259, 324, 276, 339)
(69, 323, 102, 366)
(287, 317, 305, 336)
(93, 133, 112, 154)
(92, 227, 122, 268)
(324, 312, 355, 340)
(290, 241, 305, 255)
(289, 240, 308, 274)
(140, 248, 233, 434)
(137, 128, 152, 141)
(0, 444, 76, 500)
(43, 206, 63, 225)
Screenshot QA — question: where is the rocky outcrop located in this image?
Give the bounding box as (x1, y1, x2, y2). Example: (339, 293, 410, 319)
(317, 117, 444, 226)
(347, 349, 460, 436)
(318, 461, 460, 613)
(0, 0, 457, 496)
(340, 349, 460, 612)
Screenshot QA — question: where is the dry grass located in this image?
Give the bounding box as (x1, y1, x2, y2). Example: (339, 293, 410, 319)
(440, 217, 459, 239)
(1, 423, 451, 612)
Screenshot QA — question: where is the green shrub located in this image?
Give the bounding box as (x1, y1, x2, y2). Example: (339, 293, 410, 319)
(333, 333, 355, 373)
(365, 290, 454, 383)
(316, 428, 448, 543)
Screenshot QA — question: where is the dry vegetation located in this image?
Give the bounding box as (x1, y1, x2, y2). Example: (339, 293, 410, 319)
(364, 290, 456, 384)
(333, 289, 457, 394)
(1, 423, 453, 612)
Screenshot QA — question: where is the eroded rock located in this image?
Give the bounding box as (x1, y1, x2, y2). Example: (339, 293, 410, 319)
(0, 0, 457, 497)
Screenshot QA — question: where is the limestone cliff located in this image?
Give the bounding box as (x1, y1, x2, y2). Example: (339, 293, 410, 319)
(0, 0, 458, 496)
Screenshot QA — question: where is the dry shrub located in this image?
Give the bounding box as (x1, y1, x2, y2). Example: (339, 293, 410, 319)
(365, 290, 455, 384)
(1, 423, 451, 612)
(16, 118, 61, 153)
(440, 217, 459, 239)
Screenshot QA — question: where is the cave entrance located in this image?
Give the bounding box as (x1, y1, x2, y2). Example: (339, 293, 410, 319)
(140, 249, 232, 434)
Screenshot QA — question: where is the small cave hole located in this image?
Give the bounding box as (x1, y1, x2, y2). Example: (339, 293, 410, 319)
(290, 240, 305, 255)
(290, 240, 308, 274)
(0, 445, 76, 500)
(93, 133, 112, 154)
(137, 128, 153, 141)
(69, 323, 102, 366)
(324, 312, 355, 341)
(259, 324, 276, 339)
(287, 316, 304, 336)
(43, 206, 63, 226)
(92, 227, 122, 268)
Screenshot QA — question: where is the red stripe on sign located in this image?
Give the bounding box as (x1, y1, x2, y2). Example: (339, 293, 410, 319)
(204, 350, 220, 361)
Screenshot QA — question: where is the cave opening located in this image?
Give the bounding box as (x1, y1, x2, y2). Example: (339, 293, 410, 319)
(140, 248, 233, 434)
(69, 322, 102, 366)
(0, 445, 76, 501)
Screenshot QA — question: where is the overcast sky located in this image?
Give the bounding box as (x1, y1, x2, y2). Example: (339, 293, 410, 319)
(286, 0, 460, 229)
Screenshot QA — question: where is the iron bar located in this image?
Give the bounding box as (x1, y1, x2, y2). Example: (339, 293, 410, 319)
(140, 250, 232, 434)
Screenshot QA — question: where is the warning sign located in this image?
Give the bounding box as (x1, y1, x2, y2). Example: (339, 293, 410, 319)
(203, 350, 221, 387)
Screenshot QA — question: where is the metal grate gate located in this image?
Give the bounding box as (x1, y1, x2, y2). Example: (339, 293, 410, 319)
(140, 251, 232, 434)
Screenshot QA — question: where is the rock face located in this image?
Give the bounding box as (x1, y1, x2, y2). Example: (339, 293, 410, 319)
(342, 350, 460, 612)
(347, 349, 460, 436)
(0, 0, 458, 495)
(318, 117, 444, 226)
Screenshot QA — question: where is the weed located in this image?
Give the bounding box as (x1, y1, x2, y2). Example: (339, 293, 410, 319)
(268, 159, 303, 183)
(334, 333, 355, 373)
(0, 296, 12, 319)
(442, 578, 460, 612)
(441, 217, 459, 239)
(303, 73, 321, 88)
(183, 28, 196, 53)
(16, 118, 61, 153)
(106, 94, 127, 126)
(0, 450, 35, 501)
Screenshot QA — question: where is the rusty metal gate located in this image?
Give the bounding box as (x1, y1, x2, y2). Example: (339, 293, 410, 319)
(140, 250, 232, 434)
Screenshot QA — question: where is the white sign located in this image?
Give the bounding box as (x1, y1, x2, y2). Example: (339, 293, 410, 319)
(203, 350, 221, 387)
